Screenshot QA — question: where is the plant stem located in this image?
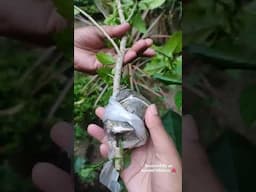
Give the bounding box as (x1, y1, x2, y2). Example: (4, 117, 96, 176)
(126, 0, 138, 22)
(94, 85, 108, 107)
(74, 6, 120, 55)
(112, 0, 128, 172)
(142, 12, 164, 38)
(113, 0, 127, 96)
(128, 64, 134, 90)
(46, 77, 73, 122)
(137, 82, 162, 97)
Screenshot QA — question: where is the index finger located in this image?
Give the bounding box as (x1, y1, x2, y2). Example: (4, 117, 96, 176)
(95, 107, 105, 119)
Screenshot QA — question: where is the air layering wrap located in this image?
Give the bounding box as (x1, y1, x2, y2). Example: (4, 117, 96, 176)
(99, 89, 150, 192)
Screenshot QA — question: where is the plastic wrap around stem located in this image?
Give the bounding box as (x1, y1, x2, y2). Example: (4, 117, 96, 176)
(100, 96, 148, 192)
(103, 97, 148, 150)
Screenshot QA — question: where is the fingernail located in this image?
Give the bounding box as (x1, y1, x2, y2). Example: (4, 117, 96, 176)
(145, 38, 153, 46)
(150, 104, 158, 116)
(123, 22, 130, 27)
(183, 114, 192, 121)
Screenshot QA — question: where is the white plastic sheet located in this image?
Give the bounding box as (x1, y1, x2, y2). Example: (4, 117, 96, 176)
(100, 96, 148, 192)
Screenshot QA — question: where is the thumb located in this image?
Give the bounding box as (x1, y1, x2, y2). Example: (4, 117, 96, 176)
(183, 115, 199, 144)
(145, 104, 176, 153)
(102, 23, 130, 38)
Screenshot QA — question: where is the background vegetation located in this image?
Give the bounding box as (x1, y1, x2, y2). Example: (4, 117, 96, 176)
(74, 0, 182, 191)
(183, 0, 256, 191)
(0, 1, 73, 191)
(1, 0, 255, 192)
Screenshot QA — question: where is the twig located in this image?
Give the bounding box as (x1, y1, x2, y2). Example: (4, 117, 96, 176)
(200, 74, 221, 100)
(137, 82, 162, 97)
(155, 49, 173, 59)
(45, 77, 73, 122)
(142, 12, 164, 38)
(127, 0, 138, 22)
(148, 34, 170, 39)
(132, 10, 149, 42)
(74, 6, 120, 55)
(133, 65, 151, 78)
(128, 64, 134, 90)
(86, 80, 104, 96)
(183, 83, 207, 99)
(75, 15, 93, 26)
(133, 79, 140, 93)
(32, 58, 69, 95)
(113, 0, 127, 96)
(35, 53, 63, 81)
(0, 103, 24, 116)
(137, 58, 151, 68)
(116, 0, 125, 23)
(19, 47, 56, 83)
(94, 85, 108, 107)
(81, 75, 98, 92)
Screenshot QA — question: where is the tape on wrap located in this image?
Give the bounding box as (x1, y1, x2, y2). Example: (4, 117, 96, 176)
(100, 96, 148, 192)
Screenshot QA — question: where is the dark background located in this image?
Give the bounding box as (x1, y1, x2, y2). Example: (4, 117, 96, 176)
(0, 0, 255, 192)
(0, 0, 73, 191)
(183, 0, 256, 191)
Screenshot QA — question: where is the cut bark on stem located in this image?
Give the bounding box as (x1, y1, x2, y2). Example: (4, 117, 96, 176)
(113, 0, 127, 96)
(113, 36, 127, 96)
(112, 0, 128, 172)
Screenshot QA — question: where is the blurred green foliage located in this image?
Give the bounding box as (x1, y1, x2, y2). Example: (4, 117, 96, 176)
(0, 163, 34, 192)
(74, 0, 182, 190)
(0, 1, 73, 190)
(144, 31, 182, 85)
(0, 39, 72, 191)
(184, 0, 256, 191)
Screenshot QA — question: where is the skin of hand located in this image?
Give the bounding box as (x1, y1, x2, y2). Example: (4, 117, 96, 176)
(74, 23, 155, 73)
(88, 104, 182, 192)
(32, 122, 74, 192)
(182, 115, 225, 192)
(0, 0, 66, 44)
(32, 115, 225, 192)
(32, 23, 155, 192)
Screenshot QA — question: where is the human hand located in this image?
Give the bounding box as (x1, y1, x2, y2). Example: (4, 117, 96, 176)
(183, 115, 225, 192)
(0, 0, 66, 44)
(74, 23, 155, 73)
(32, 122, 74, 192)
(88, 104, 182, 192)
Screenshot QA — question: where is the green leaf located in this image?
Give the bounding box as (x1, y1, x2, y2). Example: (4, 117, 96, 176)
(239, 85, 256, 127)
(174, 56, 182, 75)
(161, 109, 181, 154)
(123, 150, 132, 168)
(162, 31, 182, 56)
(53, 0, 73, 20)
(75, 125, 86, 139)
(175, 90, 182, 111)
(80, 167, 95, 181)
(94, 0, 112, 18)
(53, 27, 73, 59)
(74, 156, 86, 173)
(139, 0, 166, 10)
(97, 67, 113, 84)
(131, 13, 147, 33)
(153, 73, 182, 85)
(143, 56, 166, 75)
(96, 52, 115, 65)
(187, 43, 256, 69)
